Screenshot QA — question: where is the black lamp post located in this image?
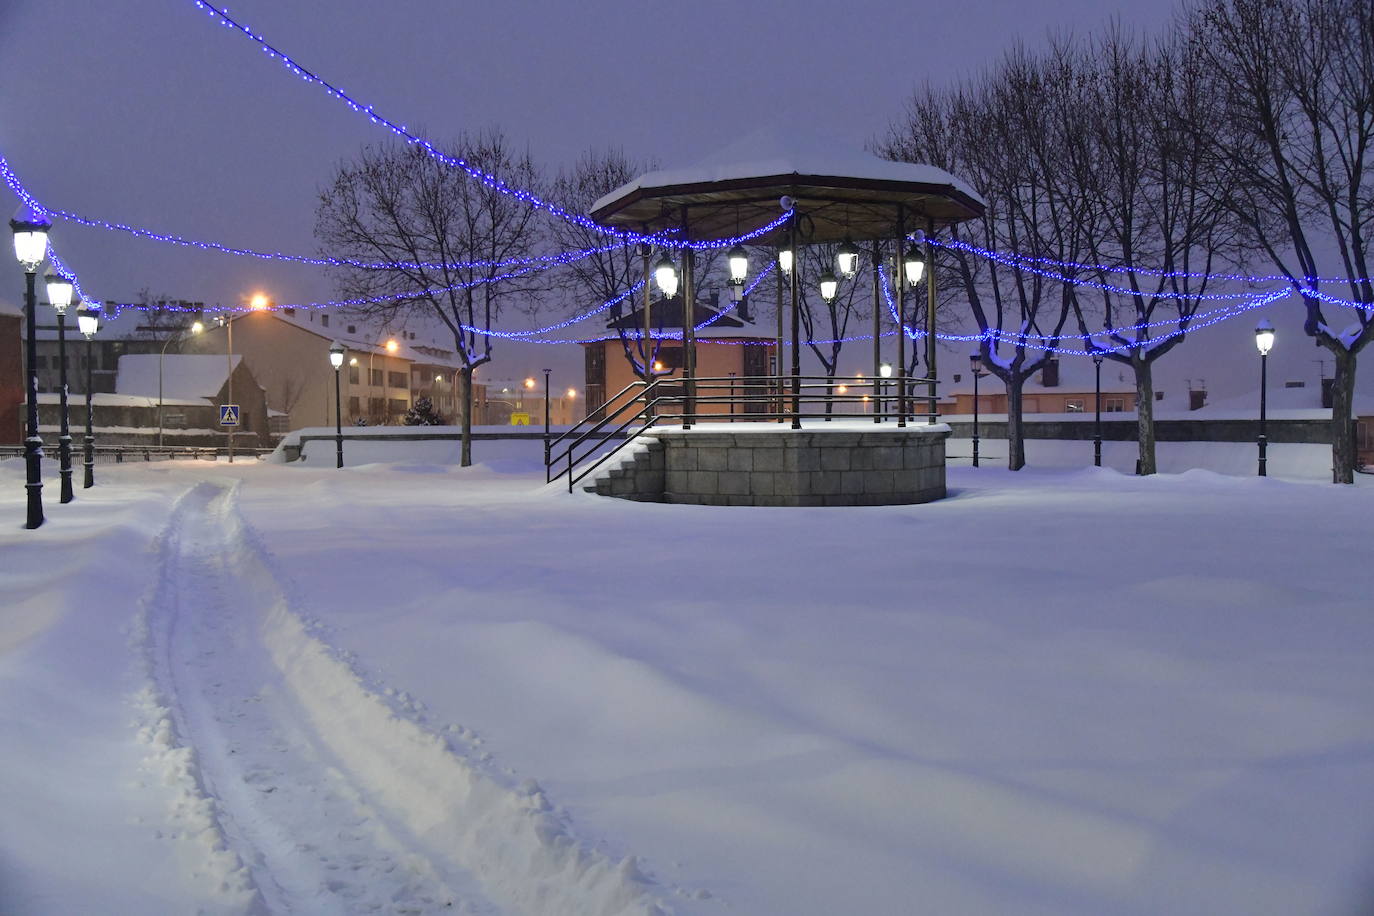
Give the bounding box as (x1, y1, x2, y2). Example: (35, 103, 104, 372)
(77, 303, 99, 488)
(329, 341, 345, 468)
(1255, 319, 1275, 477)
(11, 209, 51, 529)
(1092, 350, 1104, 467)
(970, 351, 983, 467)
(542, 368, 552, 466)
(45, 271, 76, 503)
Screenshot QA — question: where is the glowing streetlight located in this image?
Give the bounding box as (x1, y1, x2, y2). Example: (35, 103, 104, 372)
(836, 238, 860, 279)
(11, 207, 50, 528)
(727, 244, 749, 284)
(77, 303, 100, 489)
(818, 269, 838, 304)
(1255, 319, 1275, 476)
(44, 271, 76, 503)
(902, 243, 926, 286)
(329, 341, 346, 468)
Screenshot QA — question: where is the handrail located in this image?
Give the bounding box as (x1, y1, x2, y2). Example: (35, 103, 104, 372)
(547, 373, 940, 493)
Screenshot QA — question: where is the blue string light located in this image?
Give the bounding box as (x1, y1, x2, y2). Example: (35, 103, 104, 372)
(186, 0, 794, 251)
(929, 237, 1371, 286)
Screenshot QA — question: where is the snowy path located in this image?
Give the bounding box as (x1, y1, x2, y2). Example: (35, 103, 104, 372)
(141, 480, 489, 914)
(136, 477, 664, 916)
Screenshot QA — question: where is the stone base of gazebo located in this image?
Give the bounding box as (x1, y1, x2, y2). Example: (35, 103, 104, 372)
(586, 423, 950, 506)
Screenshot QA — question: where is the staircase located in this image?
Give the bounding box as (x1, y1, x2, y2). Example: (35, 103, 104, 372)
(579, 438, 666, 501)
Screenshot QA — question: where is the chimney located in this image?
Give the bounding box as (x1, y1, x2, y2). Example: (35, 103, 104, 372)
(1040, 355, 1059, 387)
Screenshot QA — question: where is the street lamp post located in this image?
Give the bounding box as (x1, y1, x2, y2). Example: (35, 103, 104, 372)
(45, 272, 76, 503)
(1092, 350, 1104, 468)
(542, 368, 552, 467)
(970, 352, 983, 468)
(11, 209, 51, 529)
(330, 341, 345, 469)
(1255, 319, 1275, 477)
(78, 304, 99, 488)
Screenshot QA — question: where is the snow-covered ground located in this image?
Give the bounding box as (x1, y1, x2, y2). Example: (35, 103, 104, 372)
(2, 440, 1372, 915)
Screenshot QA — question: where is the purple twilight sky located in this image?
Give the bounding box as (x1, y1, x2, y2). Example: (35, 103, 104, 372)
(1, 0, 1349, 396)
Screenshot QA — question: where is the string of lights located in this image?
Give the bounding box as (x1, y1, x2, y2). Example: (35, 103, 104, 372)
(928, 237, 1372, 286)
(187, 0, 795, 251)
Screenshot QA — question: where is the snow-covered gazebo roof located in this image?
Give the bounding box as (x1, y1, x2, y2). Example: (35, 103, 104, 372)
(590, 127, 984, 243)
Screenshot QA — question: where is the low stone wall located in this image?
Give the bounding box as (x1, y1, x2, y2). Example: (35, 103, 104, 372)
(942, 416, 1334, 444)
(591, 426, 949, 506)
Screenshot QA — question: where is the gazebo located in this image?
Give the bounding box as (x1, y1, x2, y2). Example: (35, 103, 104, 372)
(553, 139, 985, 506)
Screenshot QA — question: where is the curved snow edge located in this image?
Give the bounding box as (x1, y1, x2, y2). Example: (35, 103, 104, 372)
(221, 492, 671, 916)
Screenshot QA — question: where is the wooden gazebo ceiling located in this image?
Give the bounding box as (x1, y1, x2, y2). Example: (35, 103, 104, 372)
(589, 173, 985, 246)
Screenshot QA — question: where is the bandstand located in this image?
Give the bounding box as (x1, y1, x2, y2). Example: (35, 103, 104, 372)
(548, 150, 985, 506)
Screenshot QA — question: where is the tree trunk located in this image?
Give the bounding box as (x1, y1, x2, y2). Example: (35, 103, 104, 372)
(1135, 357, 1156, 476)
(460, 366, 474, 468)
(1329, 347, 1357, 484)
(1006, 375, 1026, 471)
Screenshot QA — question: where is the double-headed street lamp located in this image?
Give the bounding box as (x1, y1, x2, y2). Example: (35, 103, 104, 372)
(45, 271, 76, 503)
(11, 208, 51, 529)
(329, 341, 346, 469)
(78, 304, 100, 488)
(1255, 319, 1275, 477)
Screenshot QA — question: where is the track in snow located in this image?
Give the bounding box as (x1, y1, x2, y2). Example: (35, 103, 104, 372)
(143, 481, 494, 914)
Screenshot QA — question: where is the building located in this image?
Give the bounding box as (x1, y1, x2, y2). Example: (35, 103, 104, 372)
(0, 298, 21, 445)
(115, 353, 269, 445)
(582, 294, 777, 419)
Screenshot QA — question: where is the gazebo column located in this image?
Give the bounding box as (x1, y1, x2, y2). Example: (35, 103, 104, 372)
(926, 217, 937, 423)
(641, 239, 654, 419)
(789, 209, 801, 430)
(872, 239, 882, 424)
(895, 204, 907, 429)
(681, 207, 695, 430)
(775, 246, 785, 423)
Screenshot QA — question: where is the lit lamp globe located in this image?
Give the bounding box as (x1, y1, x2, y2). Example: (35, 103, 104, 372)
(1255, 319, 1275, 355)
(10, 210, 50, 270)
(653, 253, 679, 298)
(879, 363, 893, 379)
(778, 246, 794, 276)
(902, 243, 926, 286)
(329, 340, 346, 369)
(77, 303, 100, 339)
(727, 244, 749, 285)
(836, 238, 860, 279)
(45, 272, 75, 315)
(818, 270, 839, 304)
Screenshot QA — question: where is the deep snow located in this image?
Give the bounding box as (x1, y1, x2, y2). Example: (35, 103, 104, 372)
(2, 440, 1372, 915)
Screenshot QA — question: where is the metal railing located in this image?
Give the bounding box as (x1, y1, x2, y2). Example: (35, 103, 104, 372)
(546, 374, 938, 492)
(0, 444, 271, 463)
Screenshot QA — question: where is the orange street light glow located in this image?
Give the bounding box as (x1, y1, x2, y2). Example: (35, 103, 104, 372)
(385, 339, 399, 353)
(249, 293, 269, 310)
(524, 377, 536, 389)
(837, 385, 849, 394)
(566, 388, 577, 398)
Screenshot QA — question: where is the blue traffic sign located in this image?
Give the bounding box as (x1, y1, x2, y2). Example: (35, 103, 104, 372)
(219, 404, 241, 426)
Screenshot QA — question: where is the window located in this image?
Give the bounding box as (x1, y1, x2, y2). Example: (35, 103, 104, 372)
(1105, 397, 1126, 412)
(368, 396, 385, 417)
(164, 413, 186, 429)
(347, 324, 356, 334)
(388, 371, 406, 388)
(370, 368, 384, 387)
(388, 398, 407, 416)
(1065, 398, 1085, 413)
(283, 307, 296, 316)
(321, 314, 330, 328)
(348, 366, 359, 385)
(348, 396, 360, 416)
(1155, 390, 1165, 401)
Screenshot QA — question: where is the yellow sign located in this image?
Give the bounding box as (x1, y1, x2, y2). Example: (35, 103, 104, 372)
(510, 412, 531, 425)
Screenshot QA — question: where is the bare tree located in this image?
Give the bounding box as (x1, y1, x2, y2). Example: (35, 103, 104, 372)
(794, 243, 868, 415)
(882, 47, 1081, 470)
(1195, 0, 1374, 482)
(550, 148, 665, 381)
(1065, 30, 1232, 474)
(315, 130, 545, 465)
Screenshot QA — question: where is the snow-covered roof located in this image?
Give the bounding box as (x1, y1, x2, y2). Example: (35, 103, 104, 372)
(592, 125, 984, 215)
(116, 354, 241, 400)
(37, 391, 205, 408)
(0, 295, 22, 318)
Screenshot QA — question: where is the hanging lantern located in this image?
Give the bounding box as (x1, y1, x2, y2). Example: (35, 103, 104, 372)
(77, 303, 100, 339)
(836, 238, 860, 279)
(778, 246, 793, 277)
(727, 244, 749, 285)
(45, 271, 75, 314)
(903, 243, 926, 286)
(818, 270, 838, 304)
(653, 252, 679, 298)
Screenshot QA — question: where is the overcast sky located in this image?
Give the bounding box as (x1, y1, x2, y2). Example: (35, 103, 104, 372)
(2, 0, 1352, 396)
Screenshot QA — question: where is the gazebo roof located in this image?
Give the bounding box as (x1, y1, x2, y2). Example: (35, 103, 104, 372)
(590, 128, 984, 244)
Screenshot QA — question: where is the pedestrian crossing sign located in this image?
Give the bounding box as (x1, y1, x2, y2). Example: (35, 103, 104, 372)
(219, 404, 241, 426)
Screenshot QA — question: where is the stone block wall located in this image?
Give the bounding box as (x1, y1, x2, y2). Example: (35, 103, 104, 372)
(584, 428, 949, 506)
